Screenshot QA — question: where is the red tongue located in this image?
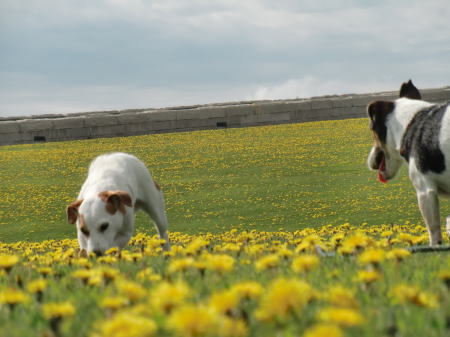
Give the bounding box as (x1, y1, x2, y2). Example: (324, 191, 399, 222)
(377, 158, 387, 183)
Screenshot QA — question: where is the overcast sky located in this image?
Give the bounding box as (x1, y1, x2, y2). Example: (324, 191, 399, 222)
(1, 0, 449, 117)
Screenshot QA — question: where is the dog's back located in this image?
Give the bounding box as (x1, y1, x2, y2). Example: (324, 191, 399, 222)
(80, 152, 153, 199)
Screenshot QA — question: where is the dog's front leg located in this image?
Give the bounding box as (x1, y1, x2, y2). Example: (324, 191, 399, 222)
(445, 216, 450, 240)
(417, 190, 443, 246)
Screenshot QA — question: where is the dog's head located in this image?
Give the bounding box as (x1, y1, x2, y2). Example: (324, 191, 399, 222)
(366, 80, 422, 182)
(66, 190, 133, 255)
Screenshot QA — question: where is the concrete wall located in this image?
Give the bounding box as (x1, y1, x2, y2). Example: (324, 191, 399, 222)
(1, 87, 449, 146)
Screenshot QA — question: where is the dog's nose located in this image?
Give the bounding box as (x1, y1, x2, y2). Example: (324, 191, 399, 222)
(93, 249, 103, 257)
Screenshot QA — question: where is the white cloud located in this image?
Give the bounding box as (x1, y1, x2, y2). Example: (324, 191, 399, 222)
(3, 1, 448, 42)
(0, 73, 410, 117)
(1, 1, 450, 116)
(250, 76, 397, 101)
(0, 77, 257, 117)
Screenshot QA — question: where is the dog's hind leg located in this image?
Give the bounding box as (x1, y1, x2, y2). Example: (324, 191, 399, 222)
(139, 181, 171, 251)
(417, 190, 443, 246)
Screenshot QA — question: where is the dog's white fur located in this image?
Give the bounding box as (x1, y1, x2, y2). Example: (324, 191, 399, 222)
(368, 98, 433, 181)
(368, 98, 450, 245)
(67, 152, 170, 254)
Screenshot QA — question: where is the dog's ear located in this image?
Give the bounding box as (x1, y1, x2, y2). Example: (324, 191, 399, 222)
(99, 190, 132, 215)
(67, 199, 83, 224)
(399, 79, 422, 100)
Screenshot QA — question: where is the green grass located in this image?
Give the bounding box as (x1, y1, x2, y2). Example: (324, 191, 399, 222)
(1, 118, 448, 243)
(1, 119, 449, 337)
(0, 229, 449, 337)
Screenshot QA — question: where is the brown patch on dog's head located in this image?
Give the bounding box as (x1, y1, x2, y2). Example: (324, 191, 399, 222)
(399, 79, 422, 100)
(98, 190, 132, 215)
(367, 100, 395, 145)
(67, 199, 83, 224)
(79, 214, 90, 236)
(154, 179, 161, 191)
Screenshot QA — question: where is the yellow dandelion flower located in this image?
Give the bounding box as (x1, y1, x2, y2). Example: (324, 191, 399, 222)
(97, 255, 118, 264)
(330, 233, 345, 248)
(37, 267, 54, 276)
(148, 274, 162, 282)
(209, 290, 240, 315)
(338, 233, 373, 255)
(72, 257, 91, 268)
(357, 248, 385, 266)
(88, 273, 103, 287)
(231, 281, 263, 300)
(397, 233, 416, 246)
(42, 302, 75, 319)
(317, 307, 364, 327)
(337, 244, 356, 256)
(119, 250, 133, 262)
(121, 303, 154, 317)
(390, 284, 438, 309)
(136, 268, 155, 281)
(0, 255, 19, 272)
(150, 281, 190, 313)
(27, 279, 47, 294)
(168, 257, 195, 273)
(204, 254, 235, 274)
(193, 259, 207, 273)
(97, 313, 157, 337)
(389, 238, 401, 245)
(381, 230, 394, 238)
(0, 288, 29, 305)
(185, 238, 210, 256)
(255, 278, 314, 322)
(412, 235, 428, 245)
(215, 242, 242, 254)
(72, 269, 95, 282)
(354, 269, 382, 284)
(245, 244, 265, 256)
(438, 269, 450, 285)
(386, 248, 411, 261)
(292, 254, 320, 273)
(295, 235, 323, 254)
(129, 252, 143, 262)
(277, 247, 294, 259)
(100, 296, 129, 311)
(326, 285, 359, 309)
(217, 317, 248, 337)
(303, 323, 343, 337)
(100, 267, 120, 283)
(168, 304, 217, 337)
(255, 254, 279, 271)
(62, 248, 76, 260)
(117, 281, 147, 302)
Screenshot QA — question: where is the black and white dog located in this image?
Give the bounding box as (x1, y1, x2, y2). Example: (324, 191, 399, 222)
(367, 80, 450, 246)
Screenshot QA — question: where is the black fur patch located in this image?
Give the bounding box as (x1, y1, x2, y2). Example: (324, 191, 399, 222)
(367, 101, 395, 144)
(400, 103, 449, 174)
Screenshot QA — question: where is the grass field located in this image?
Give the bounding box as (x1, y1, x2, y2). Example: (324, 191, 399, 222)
(0, 119, 449, 337)
(1, 118, 446, 242)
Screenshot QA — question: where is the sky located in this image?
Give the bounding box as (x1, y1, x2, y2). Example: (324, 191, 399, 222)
(1, 0, 450, 117)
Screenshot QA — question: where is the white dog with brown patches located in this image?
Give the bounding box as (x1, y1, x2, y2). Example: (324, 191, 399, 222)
(67, 152, 170, 255)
